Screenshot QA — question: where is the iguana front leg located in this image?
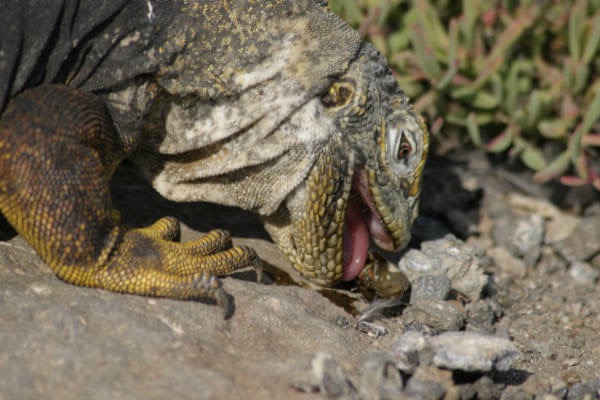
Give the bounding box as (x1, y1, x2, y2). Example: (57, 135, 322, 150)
(0, 85, 260, 316)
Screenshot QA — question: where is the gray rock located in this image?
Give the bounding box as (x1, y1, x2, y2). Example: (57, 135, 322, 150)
(521, 373, 568, 398)
(465, 299, 502, 334)
(488, 246, 527, 278)
(308, 352, 358, 399)
(568, 261, 599, 284)
(400, 235, 488, 301)
(471, 376, 503, 400)
(537, 246, 568, 275)
(0, 234, 376, 400)
(499, 387, 534, 400)
(554, 215, 600, 262)
(566, 382, 600, 400)
(392, 331, 519, 373)
(409, 275, 452, 303)
(358, 353, 404, 400)
(511, 214, 545, 268)
(430, 332, 518, 371)
(545, 214, 580, 244)
(390, 331, 426, 374)
(403, 366, 457, 400)
(402, 300, 465, 332)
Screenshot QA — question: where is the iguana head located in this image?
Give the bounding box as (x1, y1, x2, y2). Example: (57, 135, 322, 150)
(127, 3, 428, 290)
(262, 44, 429, 286)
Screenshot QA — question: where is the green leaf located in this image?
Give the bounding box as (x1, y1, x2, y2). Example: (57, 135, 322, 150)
(466, 113, 482, 146)
(533, 151, 571, 183)
(451, 86, 500, 110)
(581, 87, 600, 134)
(410, 24, 442, 81)
(514, 137, 547, 171)
(582, 13, 600, 63)
(486, 126, 515, 153)
(569, 0, 588, 62)
(414, 0, 448, 51)
(582, 133, 600, 146)
(504, 60, 533, 113)
(471, 91, 500, 110)
(436, 19, 459, 90)
(461, 0, 479, 47)
(525, 90, 543, 128)
(387, 30, 410, 54)
(537, 118, 568, 139)
(575, 152, 589, 181)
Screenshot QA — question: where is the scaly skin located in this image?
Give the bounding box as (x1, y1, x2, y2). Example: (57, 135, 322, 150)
(0, 1, 427, 313)
(0, 86, 261, 317)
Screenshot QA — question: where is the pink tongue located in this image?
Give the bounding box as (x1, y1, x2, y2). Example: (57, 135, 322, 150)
(342, 200, 370, 281)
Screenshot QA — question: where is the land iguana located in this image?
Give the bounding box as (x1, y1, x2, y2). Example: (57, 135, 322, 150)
(0, 0, 428, 315)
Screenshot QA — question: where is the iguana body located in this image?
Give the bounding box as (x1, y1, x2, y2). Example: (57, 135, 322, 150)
(0, 0, 428, 314)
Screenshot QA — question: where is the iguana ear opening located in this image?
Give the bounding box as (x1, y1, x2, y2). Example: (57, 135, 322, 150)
(320, 81, 355, 108)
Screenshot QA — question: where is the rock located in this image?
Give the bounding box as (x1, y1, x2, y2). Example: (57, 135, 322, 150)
(510, 214, 545, 267)
(0, 233, 378, 400)
(488, 246, 527, 278)
(402, 300, 465, 332)
(499, 387, 534, 400)
(429, 332, 518, 372)
(566, 381, 600, 400)
(400, 235, 488, 301)
(554, 215, 600, 262)
(465, 299, 502, 334)
(409, 275, 452, 303)
(492, 211, 545, 268)
(470, 376, 503, 400)
(358, 353, 404, 400)
(403, 366, 456, 400)
(390, 331, 426, 374)
(392, 331, 519, 374)
(307, 352, 358, 399)
(537, 246, 568, 275)
(545, 214, 580, 244)
(521, 373, 568, 398)
(568, 261, 599, 284)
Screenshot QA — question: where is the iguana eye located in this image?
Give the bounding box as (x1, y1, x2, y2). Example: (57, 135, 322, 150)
(321, 81, 354, 108)
(396, 132, 412, 160)
(388, 126, 419, 175)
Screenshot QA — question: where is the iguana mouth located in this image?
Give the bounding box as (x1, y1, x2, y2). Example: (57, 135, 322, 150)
(342, 168, 395, 281)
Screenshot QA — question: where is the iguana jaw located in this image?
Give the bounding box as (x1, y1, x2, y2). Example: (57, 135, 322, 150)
(342, 167, 395, 281)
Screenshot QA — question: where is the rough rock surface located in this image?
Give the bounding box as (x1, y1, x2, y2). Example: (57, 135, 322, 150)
(2, 154, 600, 399)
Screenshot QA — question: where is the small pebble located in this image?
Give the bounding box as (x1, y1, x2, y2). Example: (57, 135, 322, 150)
(402, 300, 465, 332)
(309, 352, 358, 399)
(554, 216, 600, 262)
(358, 352, 403, 400)
(410, 275, 452, 303)
(392, 331, 519, 373)
(566, 382, 600, 400)
(488, 246, 527, 278)
(511, 214, 545, 267)
(401, 235, 488, 301)
(568, 262, 599, 284)
(404, 366, 454, 400)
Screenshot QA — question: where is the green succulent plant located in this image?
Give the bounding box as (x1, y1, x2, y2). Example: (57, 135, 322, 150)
(331, 0, 600, 189)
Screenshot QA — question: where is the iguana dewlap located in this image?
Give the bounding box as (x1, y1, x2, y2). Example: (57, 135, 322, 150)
(0, 0, 428, 315)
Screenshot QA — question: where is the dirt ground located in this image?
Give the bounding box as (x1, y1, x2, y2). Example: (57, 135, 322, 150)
(1, 149, 599, 399)
(418, 149, 600, 398)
